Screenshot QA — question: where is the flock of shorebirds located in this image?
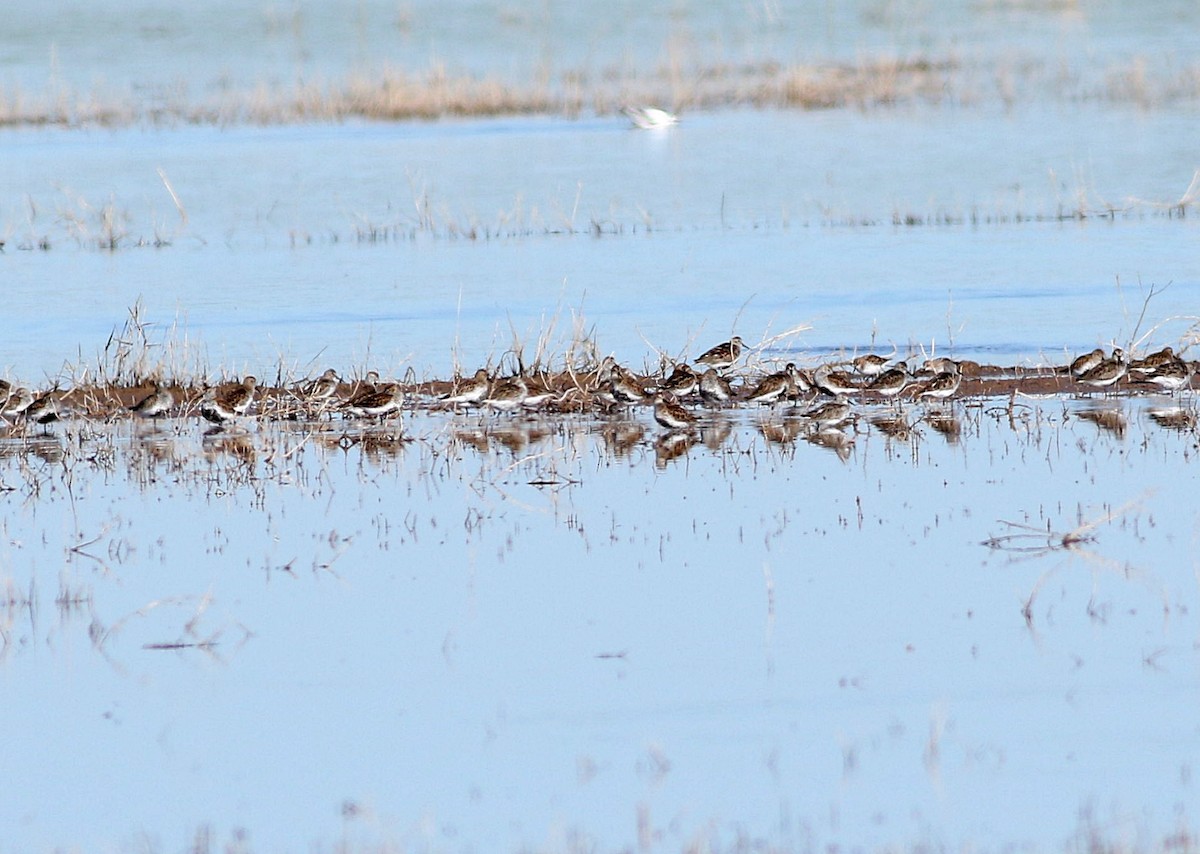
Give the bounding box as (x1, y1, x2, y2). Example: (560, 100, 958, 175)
(0, 336, 1194, 435)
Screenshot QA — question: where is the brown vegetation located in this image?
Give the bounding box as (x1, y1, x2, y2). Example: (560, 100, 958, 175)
(2, 53, 1199, 129)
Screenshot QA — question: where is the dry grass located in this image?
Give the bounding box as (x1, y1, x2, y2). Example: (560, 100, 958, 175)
(2, 53, 1199, 130)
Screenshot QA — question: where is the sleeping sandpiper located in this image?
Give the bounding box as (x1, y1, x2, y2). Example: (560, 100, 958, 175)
(1069, 348, 1106, 377)
(803, 398, 852, 429)
(921, 356, 959, 375)
(812, 364, 860, 397)
(1, 386, 35, 419)
(622, 106, 678, 129)
(653, 392, 698, 431)
(661, 364, 699, 398)
(1141, 358, 1192, 392)
(129, 382, 175, 418)
(698, 368, 734, 406)
(1128, 346, 1177, 375)
(520, 377, 558, 410)
(201, 376, 258, 423)
(695, 336, 745, 372)
(484, 376, 529, 413)
(852, 353, 891, 377)
(610, 366, 649, 405)
(343, 382, 404, 419)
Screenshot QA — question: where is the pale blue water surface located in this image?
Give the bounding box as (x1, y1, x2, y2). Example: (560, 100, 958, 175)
(3, 2, 1200, 852)
(1, 400, 1198, 851)
(2, 107, 1199, 382)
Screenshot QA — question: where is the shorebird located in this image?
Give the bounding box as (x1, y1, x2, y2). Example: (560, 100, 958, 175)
(443, 368, 491, 406)
(484, 376, 528, 413)
(812, 364, 860, 397)
(622, 106, 678, 129)
(852, 353, 891, 377)
(1128, 346, 1177, 375)
(867, 366, 911, 401)
(661, 364, 698, 398)
(695, 336, 745, 372)
(1, 386, 35, 419)
(1069, 348, 1106, 377)
(520, 377, 558, 410)
(921, 356, 959, 375)
(803, 398, 852, 429)
(653, 392, 698, 431)
(201, 376, 258, 423)
(343, 382, 404, 419)
(1141, 358, 1193, 393)
(746, 363, 799, 405)
(919, 363, 962, 401)
(129, 382, 175, 418)
(25, 393, 60, 424)
(609, 366, 649, 405)
(301, 368, 340, 401)
(1077, 349, 1126, 390)
(698, 368, 734, 406)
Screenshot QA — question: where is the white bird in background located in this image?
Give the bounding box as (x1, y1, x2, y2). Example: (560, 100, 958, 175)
(622, 106, 678, 129)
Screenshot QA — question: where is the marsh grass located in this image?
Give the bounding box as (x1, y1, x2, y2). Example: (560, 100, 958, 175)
(3, 52, 1200, 131)
(5, 299, 1198, 430)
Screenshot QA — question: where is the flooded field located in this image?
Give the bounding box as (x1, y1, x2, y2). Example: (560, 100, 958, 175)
(2, 389, 1199, 851)
(4, 1, 1200, 852)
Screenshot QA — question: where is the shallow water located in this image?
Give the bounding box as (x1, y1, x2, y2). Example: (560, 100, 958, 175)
(6, 0, 1200, 95)
(4, 3, 1200, 851)
(3, 107, 1199, 384)
(2, 395, 1198, 851)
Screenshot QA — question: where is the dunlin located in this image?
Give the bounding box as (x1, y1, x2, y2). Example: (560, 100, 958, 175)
(1069, 348, 1105, 377)
(1077, 350, 1126, 390)
(129, 382, 175, 418)
(695, 336, 745, 372)
(661, 364, 699, 397)
(698, 368, 734, 406)
(485, 376, 529, 413)
(443, 368, 491, 406)
(1128, 346, 1177, 375)
(201, 376, 258, 423)
(25, 394, 60, 424)
(301, 368, 340, 401)
(343, 382, 404, 419)
(852, 353, 890, 377)
(919, 364, 962, 401)
(653, 392, 698, 430)
(867, 367, 911, 399)
(746, 363, 798, 405)
(1141, 358, 1192, 392)
(812, 364, 860, 397)
(803, 398, 852, 429)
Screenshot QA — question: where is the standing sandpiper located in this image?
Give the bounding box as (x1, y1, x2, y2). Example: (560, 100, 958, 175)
(695, 336, 745, 372)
